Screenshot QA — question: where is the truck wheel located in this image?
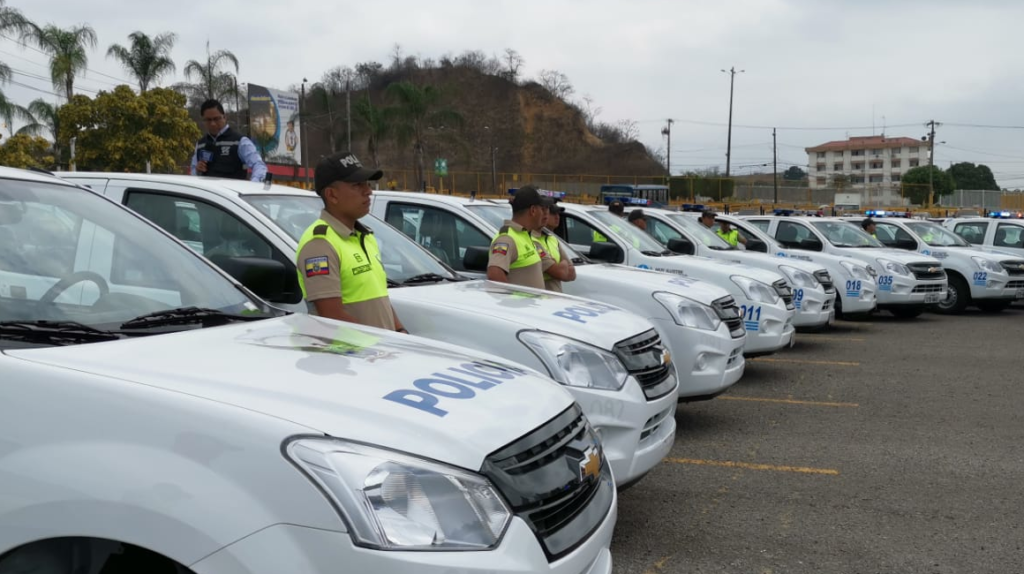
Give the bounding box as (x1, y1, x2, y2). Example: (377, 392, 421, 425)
(890, 306, 925, 319)
(977, 300, 1012, 313)
(935, 274, 969, 314)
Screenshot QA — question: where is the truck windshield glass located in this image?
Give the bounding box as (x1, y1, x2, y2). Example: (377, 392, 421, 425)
(590, 210, 668, 253)
(0, 177, 265, 335)
(904, 221, 970, 247)
(666, 213, 733, 250)
(811, 221, 884, 248)
(243, 194, 458, 283)
(465, 203, 511, 230)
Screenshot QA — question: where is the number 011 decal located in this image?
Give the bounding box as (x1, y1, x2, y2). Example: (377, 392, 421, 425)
(740, 304, 761, 332)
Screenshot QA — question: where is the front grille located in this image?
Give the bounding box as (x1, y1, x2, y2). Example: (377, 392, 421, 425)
(640, 408, 673, 442)
(614, 330, 676, 401)
(481, 404, 614, 562)
(1000, 261, 1024, 276)
(908, 262, 947, 281)
(912, 284, 946, 294)
(727, 347, 743, 367)
(813, 270, 836, 294)
(1008, 280, 1024, 289)
(774, 280, 795, 310)
(822, 297, 833, 311)
(712, 296, 745, 339)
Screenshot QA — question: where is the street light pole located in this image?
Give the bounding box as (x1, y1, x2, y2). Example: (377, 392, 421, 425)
(301, 78, 310, 188)
(721, 67, 744, 178)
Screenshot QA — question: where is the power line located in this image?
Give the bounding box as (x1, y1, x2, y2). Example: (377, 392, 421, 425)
(0, 33, 134, 86)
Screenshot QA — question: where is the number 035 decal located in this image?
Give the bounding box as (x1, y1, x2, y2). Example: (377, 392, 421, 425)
(878, 276, 894, 291)
(740, 304, 761, 332)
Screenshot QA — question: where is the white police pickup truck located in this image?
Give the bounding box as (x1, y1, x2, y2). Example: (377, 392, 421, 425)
(744, 216, 947, 319)
(632, 207, 836, 330)
(849, 216, 1024, 313)
(365, 192, 748, 402)
(704, 214, 878, 318)
(1, 168, 617, 574)
(944, 217, 1024, 259)
(58, 172, 677, 490)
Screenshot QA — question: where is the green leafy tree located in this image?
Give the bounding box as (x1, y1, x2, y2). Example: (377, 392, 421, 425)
(19, 22, 97, 98)
(58, 85, 201, 172)
(175, 41, 239, 107)
(0, 133, 54, 169)
(948, 162, 999, 191)
(783, 166, 806, 181)
(106, 31, 177, 93)
(0, 0, 28, 83)
(901, 165, 955, 205)
(385, 81, 464, 190)
(17, 99, 60, 164)
(0, 98, 33, 136)
(354, 97, 390, 168)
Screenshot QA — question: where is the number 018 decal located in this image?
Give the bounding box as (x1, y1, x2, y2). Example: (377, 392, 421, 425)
(739, 304, 761, 332)
(845, 280, 862, 297)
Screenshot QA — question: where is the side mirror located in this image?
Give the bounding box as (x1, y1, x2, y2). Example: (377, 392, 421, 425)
(589, 241, 625, 263)
(746, 238, 768, 253)
(799, 238, 823, 252)
(895, 238, 918, 250)
(667, 237, 695, 255)
(209, 255, 288, 302)
(463, 245, 489, 272)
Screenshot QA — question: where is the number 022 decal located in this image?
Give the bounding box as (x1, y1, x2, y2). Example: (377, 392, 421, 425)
(740, 304, 762, 332)
(973, 271, 988, 286)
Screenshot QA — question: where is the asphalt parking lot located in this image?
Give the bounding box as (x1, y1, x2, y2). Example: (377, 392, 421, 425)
(612, 306, 1024, 574)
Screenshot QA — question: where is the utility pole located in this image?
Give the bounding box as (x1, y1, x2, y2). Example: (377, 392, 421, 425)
(301, 78, 310, 188)
(721, 67, 744, 177)
(346, 77, 352, 150)
(925, 120, 940, 207)
(772, 127, 778, 205)
(661, 119, 674, 179)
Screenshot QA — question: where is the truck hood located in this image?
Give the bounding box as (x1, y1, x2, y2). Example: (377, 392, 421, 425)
(920, 246, 1024, 267)
(714, 250, 826, 276)
(841, 248, 941, 265)
(652, 254, 787, 285)
(574, 263, 733, 305)
(388, 279, 656, 350)
(769, 248, 869, 270)
(7, 314, 574, 471)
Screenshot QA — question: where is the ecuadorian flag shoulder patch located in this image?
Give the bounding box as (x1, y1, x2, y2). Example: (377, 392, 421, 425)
(305, 256, 330, 277)
(491, 242, 510, 256)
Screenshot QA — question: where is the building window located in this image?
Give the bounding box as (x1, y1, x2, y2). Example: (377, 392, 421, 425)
(892, 159, 901, 168)
(910, 147, 919, 154)
(851, 176, 865, 184)
(833, 163, 843, 171)
(869, 175, 883, 183)
(852, 150, 864, 156)
(892, 175, 901, 183)
(870, 161, 883, 169)
(816, 177, 827, 185)
(852, 162, 864, 170)
(891, 148, 901, 156)
(909, 159, 920, 167)
(832, 151, 845, 158)
(817, 152, 826, 159)
(870, 148, 883, 155)
(816, 164, 826, 172)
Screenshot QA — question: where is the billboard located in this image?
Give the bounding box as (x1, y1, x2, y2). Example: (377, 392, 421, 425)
(247, 84, 301, 166)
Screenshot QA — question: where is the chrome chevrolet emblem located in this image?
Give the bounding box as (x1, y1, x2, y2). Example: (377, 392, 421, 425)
(578, 447, 601, 483)
(928, 267, 940, 273)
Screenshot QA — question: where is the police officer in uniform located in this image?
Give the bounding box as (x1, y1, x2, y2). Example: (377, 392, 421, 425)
(533, 199, 576, 292)
(295, 151, 408, 333)
(191, 99, 268, 182)
(594, 200, 625, 243)
(699, 210, 746, 247)
(627, 208, 647, 231)
(862, 218, 877, 238)
(487, 185, 549, 289)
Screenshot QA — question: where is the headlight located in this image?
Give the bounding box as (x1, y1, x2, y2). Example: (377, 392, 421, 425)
(779, 265, 818, 288)
(731, 275, 780, 304)
(285, 438, 511, 550)
(518, 331, 629, 391)
(972, 256, 1003, 273)
(876, 258, 910, 277)
(653, 291, 722, 331)
(841, 261, 872, 280)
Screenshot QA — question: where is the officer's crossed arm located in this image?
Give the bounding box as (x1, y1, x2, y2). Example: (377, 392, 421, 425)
(557, 244, 576, 281)
(486, 235, 518, 283)
(298, 239, 365, 324)
(537, 240, 574, 282)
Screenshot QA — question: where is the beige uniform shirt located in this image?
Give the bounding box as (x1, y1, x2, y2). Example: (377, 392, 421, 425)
(488, 220, 550, 290)
(296, 210, 397, 331)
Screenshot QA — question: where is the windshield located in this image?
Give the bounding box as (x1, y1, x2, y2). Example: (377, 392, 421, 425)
(666, 213, 733, 250)
(243, 194, 458, 283)
(904, 221, 970, 247)
(811, 220, 884, 248)
(0, 177, 267, 344)
(589, 210, 668, 252)
(465, 203, 511, 230)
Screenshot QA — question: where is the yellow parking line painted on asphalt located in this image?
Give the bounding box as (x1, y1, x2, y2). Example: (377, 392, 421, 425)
(718, 396, 859, 408)
(642, 556, 672, 574)
(750, 357, 860, 367)
(666, 458, 840, 476)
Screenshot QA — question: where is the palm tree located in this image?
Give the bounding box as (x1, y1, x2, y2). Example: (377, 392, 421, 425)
(353, 97, 390, 169)
(176, 41, 239, 107)
(17, 99, 60, 162)
(19, 22, 98, 99)
(385, 81, 464, 191)
(106, 31, 177, 93)
(0, 0, 28, 84)
(0, 95, 33, 136)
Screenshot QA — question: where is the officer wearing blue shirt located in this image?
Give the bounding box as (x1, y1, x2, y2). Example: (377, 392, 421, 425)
(190, 99, 267, 182)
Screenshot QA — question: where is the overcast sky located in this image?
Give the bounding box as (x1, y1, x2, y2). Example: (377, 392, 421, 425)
(11, 0, 1024, 186)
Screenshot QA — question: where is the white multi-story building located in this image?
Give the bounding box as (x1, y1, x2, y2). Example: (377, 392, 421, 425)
(806, 135, 928, 204)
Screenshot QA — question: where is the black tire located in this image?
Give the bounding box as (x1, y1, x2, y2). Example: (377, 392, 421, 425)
(890, 306, 925, 319)
(834, 292, 845, 318)
(935, 274, 969, 315)
(977, 300, 1012, 313)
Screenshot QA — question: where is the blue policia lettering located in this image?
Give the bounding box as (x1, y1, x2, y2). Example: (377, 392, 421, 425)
(552, 301, 620, 324)
(382, 361, 528, 417)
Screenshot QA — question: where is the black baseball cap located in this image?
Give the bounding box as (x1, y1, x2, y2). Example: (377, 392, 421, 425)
(701, 210, 717, 220)
(609, 200, 625, 214)
(543, 197, 565, 214)
(314, 151, 383, 194)
(628, 209, 646, 222)
(510, 185, 545, 211)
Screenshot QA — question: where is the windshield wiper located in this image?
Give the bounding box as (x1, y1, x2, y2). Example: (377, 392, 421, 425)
(0, 320, 122, 345)
(401, 272, 451, 285)
(120, 307, 267, 330)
